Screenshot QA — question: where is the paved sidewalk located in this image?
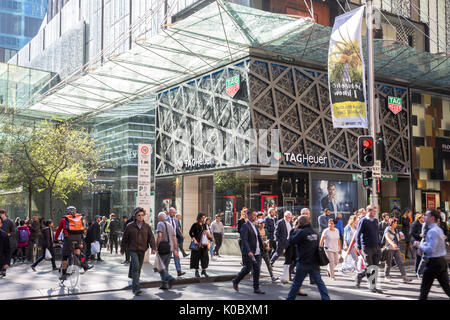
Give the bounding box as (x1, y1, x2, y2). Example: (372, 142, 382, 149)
(0, 252, 250, 300)
(1, 249, 449, 300)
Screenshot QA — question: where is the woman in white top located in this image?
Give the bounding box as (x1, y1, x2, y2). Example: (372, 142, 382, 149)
(341, 215, 358, 273)
(319, 219, 342, 279)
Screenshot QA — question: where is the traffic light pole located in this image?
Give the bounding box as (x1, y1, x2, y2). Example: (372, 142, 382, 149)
(366, 0, 378, 209)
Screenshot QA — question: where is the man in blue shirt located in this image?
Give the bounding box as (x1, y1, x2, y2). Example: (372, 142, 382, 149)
(354, 205, 383, 293)
(318, 208, 332, 234)
(414, 209, 450, 300)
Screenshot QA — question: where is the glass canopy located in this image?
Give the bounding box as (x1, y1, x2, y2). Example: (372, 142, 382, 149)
(11, 1, 450, 120)
(0, 62, 57, 120)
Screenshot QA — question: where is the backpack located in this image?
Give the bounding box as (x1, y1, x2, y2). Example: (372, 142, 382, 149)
(19, 228, 29, 243)
(65, 214, 85, 234)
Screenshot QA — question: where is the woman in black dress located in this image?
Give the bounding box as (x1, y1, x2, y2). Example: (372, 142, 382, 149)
(409, 213, 424, 274)
(189, 213, 213, 278)
(400, 209, 414, 259)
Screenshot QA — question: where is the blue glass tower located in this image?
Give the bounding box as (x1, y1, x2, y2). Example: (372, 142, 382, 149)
(0, 0, 48, 61)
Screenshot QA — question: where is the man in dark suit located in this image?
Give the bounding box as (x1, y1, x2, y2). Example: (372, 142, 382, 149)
(270, 211, 293, 266)
(264, 208, 277, 257)
(232, 209, 265, 294)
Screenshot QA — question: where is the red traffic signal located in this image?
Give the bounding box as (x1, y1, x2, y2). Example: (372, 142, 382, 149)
(358, 136, 374, 167)
(363, 139, 373, 148)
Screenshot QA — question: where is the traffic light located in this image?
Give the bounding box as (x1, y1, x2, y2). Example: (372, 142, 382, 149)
(363, 170, 372, 188)
(358, 136, 374, 167)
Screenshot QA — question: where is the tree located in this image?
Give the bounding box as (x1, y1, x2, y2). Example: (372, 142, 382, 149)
(27, 121, 102, 220)
(0, 123, 44, 219)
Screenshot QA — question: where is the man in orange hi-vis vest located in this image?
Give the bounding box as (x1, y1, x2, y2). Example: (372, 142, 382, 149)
(55, 206, 92, 280)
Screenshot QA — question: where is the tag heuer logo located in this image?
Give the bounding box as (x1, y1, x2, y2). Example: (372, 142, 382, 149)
(226, 75, 240, 98)
(274, 152, 282, 160)
(388, 96, 402, 115)
(178, 161, 184, 168)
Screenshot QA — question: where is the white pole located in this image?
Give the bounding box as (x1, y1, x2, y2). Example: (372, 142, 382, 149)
(366, 0, 378, 209)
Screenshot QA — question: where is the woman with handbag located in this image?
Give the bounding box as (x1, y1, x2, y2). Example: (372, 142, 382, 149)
(319, 219, 341, 280)
(189, 213, 213, 278)
(31, 220, 57, 271)
(383, 218, 412, 283)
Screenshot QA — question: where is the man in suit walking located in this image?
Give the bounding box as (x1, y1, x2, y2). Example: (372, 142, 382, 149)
(167, 207, 185, 276)
(270, 211, 293, 266)
(232, 209, 265, 294)
(264, 208, 277, 257)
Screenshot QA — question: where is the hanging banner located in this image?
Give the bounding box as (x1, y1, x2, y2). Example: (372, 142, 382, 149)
(328, 6, 367, 128)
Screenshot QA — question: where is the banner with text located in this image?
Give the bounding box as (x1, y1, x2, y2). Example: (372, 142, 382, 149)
(328, 6, 367, 128)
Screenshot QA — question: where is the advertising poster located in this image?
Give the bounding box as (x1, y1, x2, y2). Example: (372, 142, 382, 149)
(328, 6, 367, 128)
(311, 180, 357, 227)
(224, 196, 235, 227)
(262, 195, 278, 218)
(390, 198, 401, 219)
(426, 193, 437, 210)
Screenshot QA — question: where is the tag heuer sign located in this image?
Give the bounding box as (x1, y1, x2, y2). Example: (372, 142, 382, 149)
(226, 75, 240, 98)
(388, 96, 402, 115)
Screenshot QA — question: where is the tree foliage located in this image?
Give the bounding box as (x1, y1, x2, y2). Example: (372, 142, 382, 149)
(0, 120, 102, 220)
(214, 172, 246, 196)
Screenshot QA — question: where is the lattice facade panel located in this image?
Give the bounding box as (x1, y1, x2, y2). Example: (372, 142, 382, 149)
(248, 58, 410, 174)
(156, 57, 410, 176)
(156, 59, 254, 176)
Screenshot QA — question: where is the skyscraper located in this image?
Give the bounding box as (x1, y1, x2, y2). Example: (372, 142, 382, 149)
(0, 0, 48, 62)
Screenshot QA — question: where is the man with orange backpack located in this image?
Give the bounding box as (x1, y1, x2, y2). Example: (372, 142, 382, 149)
(54, 206, 92, 280)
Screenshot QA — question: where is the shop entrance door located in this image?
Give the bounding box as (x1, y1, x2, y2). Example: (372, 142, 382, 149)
(199, 176, 214, 216)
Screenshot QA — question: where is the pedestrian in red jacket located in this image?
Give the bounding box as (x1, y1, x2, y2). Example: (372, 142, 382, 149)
(17, 221, 30, 262)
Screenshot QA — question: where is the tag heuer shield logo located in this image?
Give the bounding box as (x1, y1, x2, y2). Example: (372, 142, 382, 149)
(226, 75, 240, 98)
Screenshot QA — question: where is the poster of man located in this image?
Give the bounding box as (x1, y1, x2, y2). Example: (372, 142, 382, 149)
(390, 198, 401, 219)
(311, 180, 357, 227)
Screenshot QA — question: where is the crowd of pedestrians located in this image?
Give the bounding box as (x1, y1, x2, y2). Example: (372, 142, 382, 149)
(1, 202, 449, 300)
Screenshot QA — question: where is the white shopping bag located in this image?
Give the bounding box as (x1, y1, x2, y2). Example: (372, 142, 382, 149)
(91, 241, 100, 255)
(153, 253, 165, 273)
(356, 255, 366, 272)
(45, 248, 52, 260)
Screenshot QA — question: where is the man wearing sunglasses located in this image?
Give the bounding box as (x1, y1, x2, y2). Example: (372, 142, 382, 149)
(121, 207, 156, 296)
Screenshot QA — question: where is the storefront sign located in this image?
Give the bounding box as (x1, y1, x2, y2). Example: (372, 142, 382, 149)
(328, 6, 367, 129)
(283, 152, 327, 165)
(388, 96, 402, 115)
(436, 137, 450, 159)
(179, 157, 216, 169)
(226, 75, 240, 98)
(352, 173, 398, 181)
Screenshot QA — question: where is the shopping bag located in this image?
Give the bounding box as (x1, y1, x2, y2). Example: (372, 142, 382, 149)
(201, 232, 209, 246)
(356, 255, 366, 272)
(45, 248, 52, 260)
(341, 253, 355, 272)
(91, 241, 100, 255)
(153, 253, 166, 273)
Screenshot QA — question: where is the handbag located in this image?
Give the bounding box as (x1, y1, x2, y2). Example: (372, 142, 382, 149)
(317, 247, 329, 266)
(157, 222, 171, 255)
(189, 240, 199, 251)
(45, 248, 52, 260)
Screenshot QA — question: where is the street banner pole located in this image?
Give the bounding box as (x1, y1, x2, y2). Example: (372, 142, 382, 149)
(366, 0, 378, 209)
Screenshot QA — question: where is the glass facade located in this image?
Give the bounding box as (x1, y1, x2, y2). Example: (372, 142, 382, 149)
(0, 0, 47, 60)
